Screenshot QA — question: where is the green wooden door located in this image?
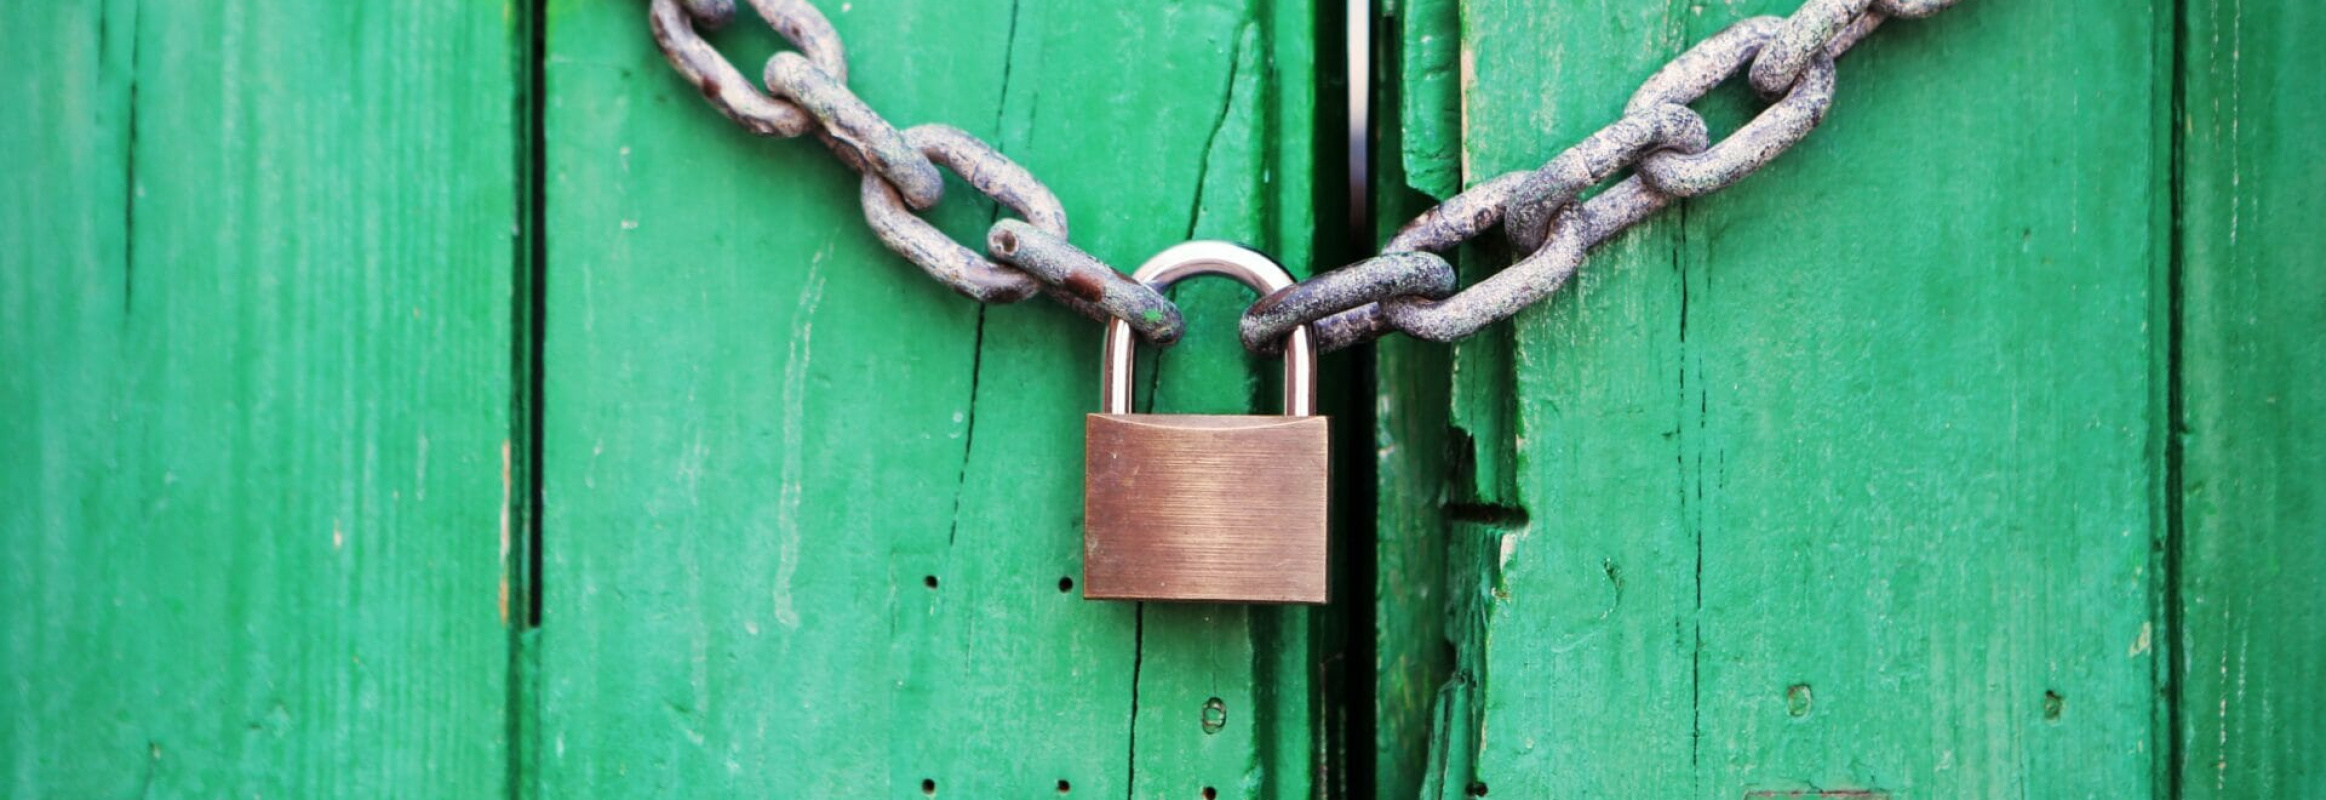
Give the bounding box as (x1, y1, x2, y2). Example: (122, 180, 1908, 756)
(3, 2, 519, 795)
(3, 1, 2319, 798)
(531, 1, 1326, 796)
(1371, 0, 2325, 797)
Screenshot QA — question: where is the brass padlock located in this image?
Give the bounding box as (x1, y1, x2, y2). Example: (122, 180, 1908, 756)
(1082, 242, 1329, 604)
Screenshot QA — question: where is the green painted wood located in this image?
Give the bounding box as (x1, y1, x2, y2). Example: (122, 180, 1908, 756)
(535, 1, 1318, 795)
(2175, 0, 2326, 796)
(8, 2, 2318, 796)
(0, 1, 519, 796)
(1371, 1, 1462, 797)
(1387, 1, 2168, 796)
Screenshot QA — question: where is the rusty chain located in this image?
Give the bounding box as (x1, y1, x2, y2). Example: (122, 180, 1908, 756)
(651, 0, 1959, 355)
(1241, 0, 1963, 354)
(647, 0, 1187, 345)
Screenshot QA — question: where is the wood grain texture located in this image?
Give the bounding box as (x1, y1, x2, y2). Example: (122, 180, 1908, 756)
(1372, 1, 1463, 795)
(1392, 0, 2167, 796)
(534, 0, 1318, 796)
(0, 1, 518, 795)
(9, 1, 2313, 795)
(2175, 0, 2326, 795)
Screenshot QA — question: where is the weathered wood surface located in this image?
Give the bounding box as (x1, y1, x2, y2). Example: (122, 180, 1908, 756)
(1379, 0, 2197, 796)
(2175, 0, 2326, 796)
(1, 1, 518, 795)
(5, 0, 2321, 797)
(534, 0, 1320, 795)
(1370, 4, 1462, 797)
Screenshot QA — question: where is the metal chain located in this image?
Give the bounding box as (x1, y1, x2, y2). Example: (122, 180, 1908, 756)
(652, 0, 1961, 355)
(1241, 0, 1963, 354)
(647, 0, 1188, 345)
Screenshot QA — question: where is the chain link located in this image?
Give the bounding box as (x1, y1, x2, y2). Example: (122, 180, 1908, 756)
(860, 125, 1063, 303)
(649, 0, 843, 138)
(761, 52, 946, 208)
(647, 0, 1181, 341)
(1750, 0, 1868, 97)
(1245, 0, 1963, 354)
(1631, 21, 1836, 198)
(653, 0, 1963, 353)
(988, 221, 1188, 345)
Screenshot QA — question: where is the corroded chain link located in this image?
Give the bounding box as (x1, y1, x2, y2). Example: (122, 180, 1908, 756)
(648, 0, 1188, 345)
(655, 0, 1961, 355)
(1241, 0, 1963, 354)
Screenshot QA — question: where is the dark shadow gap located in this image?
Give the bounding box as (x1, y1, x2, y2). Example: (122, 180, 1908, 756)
(944, 308, 987, 547)
(521, 0, 550, 634)
(507, 0, 549, 796)
(2161, 0, 2190, 795)
(1319, 1, 1376, 797)
(119, 0, 140, 318)
(1123, 603, 1146, 800)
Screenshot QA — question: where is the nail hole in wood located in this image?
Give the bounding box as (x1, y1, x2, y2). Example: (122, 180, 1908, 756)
(1786, 683, 1812, 718)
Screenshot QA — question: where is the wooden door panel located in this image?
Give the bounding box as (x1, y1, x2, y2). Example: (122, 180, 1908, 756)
(1, 1, 520, 795)
(1380, 0, 2172, 796)
(6, 1, 2319, 796)
(2176, 0, 2326, 795)
(535, 1, 1320, 795)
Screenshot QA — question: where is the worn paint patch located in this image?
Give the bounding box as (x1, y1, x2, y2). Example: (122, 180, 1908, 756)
(770, 248, 828, 631)
(500, 438, 512, 624)
(1414, 0, 2169, 796)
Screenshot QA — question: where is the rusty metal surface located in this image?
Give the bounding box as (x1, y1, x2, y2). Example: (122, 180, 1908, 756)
(678, 0, 734, 27)
(647, 0, 842, 138)
(1244, 0, 1967, 352)
(762, 52, 944, 209)
(1382, 178, 1669, 343)
(860, 125, 1064, 303)
(1628, 20, 1836, 198)
(648, 0, 1162, 335)
(1082, 414, 1331, 604)
(1240, 252, 1452, 354)
(650, 0, 1968, 352)
(1506, 103, 1709, 251)
(1875, 0, 1957, 19)
(988, 221, 1184, 345)
(1238, 171, 1542, 354)
(1751, 0, 1872, 96)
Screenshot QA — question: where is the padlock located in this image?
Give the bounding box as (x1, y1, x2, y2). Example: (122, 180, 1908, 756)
(1082, 241, 1329, 604)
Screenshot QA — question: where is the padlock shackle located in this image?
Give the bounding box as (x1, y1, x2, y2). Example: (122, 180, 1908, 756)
(1102, 241, 1318, 417)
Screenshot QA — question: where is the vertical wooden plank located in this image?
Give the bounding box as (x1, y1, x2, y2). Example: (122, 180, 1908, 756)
(536, 5, 993, 792)
(536, 1, 1316, 796)
(1419, 2, 1703, 795)
(1402, 0, 2166, 796)
(1372, 1, 1461, 796)
(1, 1, 518, 796)
(0, 2, 137, 789)
(1680, 3, 2160, 797)
(2176, 0, 2326, 796)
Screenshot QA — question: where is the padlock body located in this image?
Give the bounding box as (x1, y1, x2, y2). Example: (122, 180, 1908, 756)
(1083, 413, 1330, 603)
